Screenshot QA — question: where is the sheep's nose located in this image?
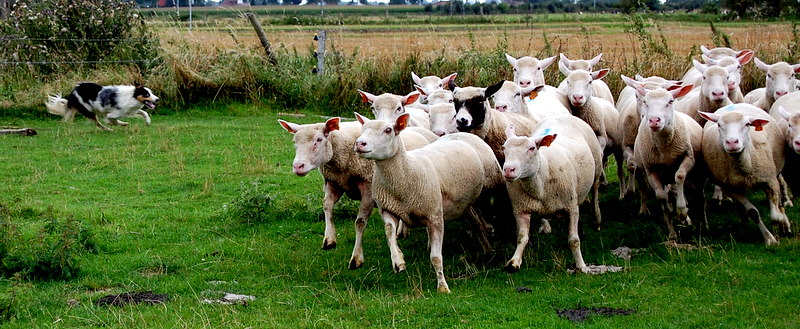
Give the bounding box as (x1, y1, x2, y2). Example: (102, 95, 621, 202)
(503, 167, 516, 178)
(294, 163, 305, 171)
(434, 131, 446, 137)
(794, 139, 800, 148)
(518, 80, 531, 88)
(649, 117, 661, 126)
(725, 138, 739, 148)
(776, 90, 789, 97)
(712, 90, 725, 98)
(456, 117, 469, 126)
(496, 104, 508, 112)
(357, 141, 367, 148)
(572, 95, 584, 102)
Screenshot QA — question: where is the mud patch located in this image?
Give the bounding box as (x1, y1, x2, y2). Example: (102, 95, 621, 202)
(95, 291, 169, 307)
(557, 307, 636, 323)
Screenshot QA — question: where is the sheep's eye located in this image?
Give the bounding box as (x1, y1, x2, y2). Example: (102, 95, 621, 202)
(668, 100, 674, 105)
(384, 127, 392, 134)
(767, 74, 772, 79)
(396, 106, 402, 113)
(515, 93, 521, 97)
(316, 137, 323, 142)
(438, 83, 443, 88)
(528, 146, 536, 152)
(537, 67, 541, 71)
(448, 99, 454, 103)
(513, 68, 517, 72)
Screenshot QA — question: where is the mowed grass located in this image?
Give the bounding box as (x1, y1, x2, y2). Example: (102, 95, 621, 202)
(1, 104, 799, 328)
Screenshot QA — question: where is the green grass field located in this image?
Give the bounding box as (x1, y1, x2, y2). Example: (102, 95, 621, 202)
(1, 105, 799, 328)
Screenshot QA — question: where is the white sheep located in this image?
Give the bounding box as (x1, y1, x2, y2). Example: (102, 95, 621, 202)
(426, 103, 458, 137)
(558, 62, 623, 191)
(505, 53, 571, 108)
(682, 52, 753, 104)
(769, 92, 800, 204)
(617, 75, 683, 199)
(416, 88, 453, 106)
(452, 81, 538, 163)
(411, 72, 457, 104)
(354, 113, 503, 293)
(488, 81, 570, 124)
(699, 104, 792, 245)
(632, 85, 705, 241)
(557, 53, 615, 105)
(277, 117, 436, 270)
(674, 60, 736, 125)
(681, 46, 753, 91)
(358, 90, 431, 129)
(502, 115, 618, 274)
(743, 58, 800, 111)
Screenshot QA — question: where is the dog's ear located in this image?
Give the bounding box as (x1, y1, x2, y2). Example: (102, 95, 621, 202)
(134, 81, 142, 88)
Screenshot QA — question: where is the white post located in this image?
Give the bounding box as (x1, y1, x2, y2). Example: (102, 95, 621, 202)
(189, 0, 192, 30)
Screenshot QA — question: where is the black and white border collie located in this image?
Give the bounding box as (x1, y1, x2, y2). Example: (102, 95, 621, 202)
(45, 82, 159, 131)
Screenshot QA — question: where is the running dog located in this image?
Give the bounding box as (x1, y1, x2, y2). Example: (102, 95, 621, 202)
(45, 82, 159, 131)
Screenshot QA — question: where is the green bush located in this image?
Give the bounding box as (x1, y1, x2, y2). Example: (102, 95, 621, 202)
(226, 180, 275, 224)
(0, 203, 97, 281)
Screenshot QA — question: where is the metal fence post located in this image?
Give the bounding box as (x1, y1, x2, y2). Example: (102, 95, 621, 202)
(316, 30, 326, 76)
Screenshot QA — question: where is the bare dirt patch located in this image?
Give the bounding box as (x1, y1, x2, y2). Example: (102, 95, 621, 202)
(557, 306, 636, 323)
(95, 291, 169, 307)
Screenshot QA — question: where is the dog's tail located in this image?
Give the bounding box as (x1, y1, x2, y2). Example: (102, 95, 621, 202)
(45, 94, 69, 117)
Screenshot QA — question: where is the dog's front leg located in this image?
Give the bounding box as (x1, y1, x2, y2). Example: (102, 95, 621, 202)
(137, 110, 151, 125)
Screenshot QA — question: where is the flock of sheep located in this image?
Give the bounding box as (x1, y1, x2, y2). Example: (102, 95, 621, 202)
(278, 45, 800, 293)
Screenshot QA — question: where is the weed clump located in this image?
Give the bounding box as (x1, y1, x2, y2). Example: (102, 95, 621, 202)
(225, 180, 275, 224)
(0, 202, 97, 281)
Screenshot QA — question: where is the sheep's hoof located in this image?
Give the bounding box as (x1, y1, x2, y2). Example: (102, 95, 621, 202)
(538, 221, 552, 234)
(504, 262, 520, 273)
(437, 284, 451, 293)
(638, 206, 650, 216)
(393, 263, 406, 273)
(772, 219, 792, 234)
(321, 240, 337, 250)
(348, 258, 363, 270)
(764, 234, 779, 246)
(783, 199, 794, 208)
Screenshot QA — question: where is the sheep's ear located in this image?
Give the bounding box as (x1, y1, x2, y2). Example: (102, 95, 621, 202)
(620, 74, 639, 89)
(592, 68, 610, 81)
(537, 134, 557, 148)
(700, 45, 711, 56)
(403, 91, 420, 105)
(779, 106, 791, 121)
(505, 124, 517, 139)
(485, 80, 505, 98)
(666, 83, 683, 91)
(354, 112, 369, 125)
(415, 85, 429, 96)
(411, 72, 422, 85)
(559, 53, 570, 65)
(692, 59, 707, 73)
(698, 111, 720, 123)
(448, 78, 458, 91)
(505, 53, 517, 67)
(278, 119, 301, 134)
(725, 63, 739, 74)
(737, 50, 754, 65)
(701, 54, 717, 65)
(558, 60, 571, 76)
(540, 56, 557, 70)
(754, 58, 769, 72)
(358, 90, 376, 103)
(634, 74, 645, 81)
(323, 117, 341, 136)
(748, 117, 769, 131)
(672, 84, 694, 99)
(522, 84, 544, 99)
(589, 53, 603, 67)
(792, 64, 800, 74)
(394, 113, 410, 134)
(441, 73, 457, 89)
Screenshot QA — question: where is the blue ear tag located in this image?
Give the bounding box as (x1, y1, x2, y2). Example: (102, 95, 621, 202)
(722, 104, 736, 112)
(539, 128, 552, 137)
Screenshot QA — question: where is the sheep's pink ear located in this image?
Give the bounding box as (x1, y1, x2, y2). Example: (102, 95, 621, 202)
(278, 119, 301, 134)
(538, 134, 557, 148)
(358, 90, 375, 103)
(699, 111, 720, 123)
(505, 124, 516, 139)
(592, 69, 610, 80)
(672, 84, 694, 98)
(737, 50, 754, 65)
(749, 118, 769, 131)
(354, 112, 369, 125)
(411, 72, 422, 85)
(323, 117, 341, 136)
(441, 73, 457, 88)
(779, 106, 791, 121)
(403, 91, 420, 105)
(666, 84, 683, 91)
(415, 85, 428, 96)
(394, 113, 410, 133)
(701, 54, 717, 65)
(792, 64, 800, 74)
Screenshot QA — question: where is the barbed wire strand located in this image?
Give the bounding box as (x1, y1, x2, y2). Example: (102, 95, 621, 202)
(0, 37, 152, 42)
(0, 60, 156, 65)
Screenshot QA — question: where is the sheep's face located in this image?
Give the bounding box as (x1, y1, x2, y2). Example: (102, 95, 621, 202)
(703, 110, 769, 154)
(698, 64, 735, 103)
(507, 55, 554, 88)
(371, 94, 409, 123)
(428, 103, 458, 137)
(425, 90, 454, 106)
(490, 81, 524, 113)
(640, 89, 676, 132)
(564, 70, 594, 108)
(780, 109, 800, 154)
(502, 136, 538, 180)
(757, 60, 800, 101)
(711, 57, 743, 92)
(282, 124, 334, 176)
(355, 120, 401, 160)
(453, 87, 488, 132)
(701, 45, 739, 60)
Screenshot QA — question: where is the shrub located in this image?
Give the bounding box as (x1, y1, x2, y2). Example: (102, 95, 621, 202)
(225, 180, 275, 224)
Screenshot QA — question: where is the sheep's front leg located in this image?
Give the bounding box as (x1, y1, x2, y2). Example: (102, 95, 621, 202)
(427, 220, 450, 293)
(635, 167, 650, 216)
(728, 191, 778, 246)
(766, 178, 792, 235)
(673, 152, 695, 225)
(349, 181, 374, 270)
(322, 181, 343, 250)
(622, 146, 637, 199)
(567, 205, 588, 273)
(615, 150, 626, 200)
(505, 212, 531, 273)
(381, 211, 406, 272)
(778, 174, 793, 207)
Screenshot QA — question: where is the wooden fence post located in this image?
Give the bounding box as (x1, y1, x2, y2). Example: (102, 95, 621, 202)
(246, 13, 277, 65)
(0, 0, 9, 20)
(316, 30, 326, 76)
